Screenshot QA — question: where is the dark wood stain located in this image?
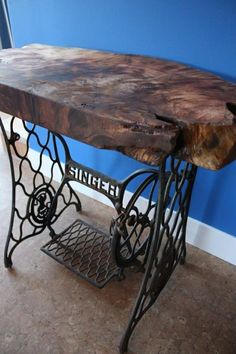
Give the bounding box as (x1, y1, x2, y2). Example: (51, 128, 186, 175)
(0, 44, 236, 170)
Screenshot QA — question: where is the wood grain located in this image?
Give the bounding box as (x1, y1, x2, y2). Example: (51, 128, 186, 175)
(0, 44, 236, 169)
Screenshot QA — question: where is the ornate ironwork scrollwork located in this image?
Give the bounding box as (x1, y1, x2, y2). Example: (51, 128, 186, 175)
(0, 116, 81, 267)
(111, 169, 160, 268)
(1, 116, 198, 354)
(27, 184, 57, 227)
(119, 158, 198, 353)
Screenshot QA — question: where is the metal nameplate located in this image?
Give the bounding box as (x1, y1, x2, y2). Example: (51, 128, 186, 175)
(65, 161, 121, 202)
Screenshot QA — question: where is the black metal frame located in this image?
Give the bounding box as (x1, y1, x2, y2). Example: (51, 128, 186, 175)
(0, 117, 81, 267)
(118, 158, 197, 352)
(0, 116, 197, 353)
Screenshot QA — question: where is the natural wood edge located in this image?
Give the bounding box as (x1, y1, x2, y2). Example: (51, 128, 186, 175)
(175, 124, 236, 170)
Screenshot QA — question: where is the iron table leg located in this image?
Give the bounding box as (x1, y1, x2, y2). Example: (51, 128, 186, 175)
(116, 158, 197, 353)
(0, 116, 81, 267)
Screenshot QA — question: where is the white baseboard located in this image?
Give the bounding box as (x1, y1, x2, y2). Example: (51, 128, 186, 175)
(26, 149, 236, 266)
(185, 218, 236, 265)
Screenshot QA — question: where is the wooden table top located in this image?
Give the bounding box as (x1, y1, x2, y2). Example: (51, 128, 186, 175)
(0, 44, 236, 170)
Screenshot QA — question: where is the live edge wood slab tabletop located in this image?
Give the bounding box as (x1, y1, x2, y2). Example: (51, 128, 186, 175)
(0, 44, 236, 170)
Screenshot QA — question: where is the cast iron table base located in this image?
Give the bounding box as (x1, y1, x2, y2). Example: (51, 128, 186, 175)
(0, 116, 197, 353)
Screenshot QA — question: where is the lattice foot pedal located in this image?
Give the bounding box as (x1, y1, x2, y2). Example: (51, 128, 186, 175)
(41, 219, 121, 288)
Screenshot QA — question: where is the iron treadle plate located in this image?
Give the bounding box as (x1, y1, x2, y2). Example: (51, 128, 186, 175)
(41, 218, 120, 288)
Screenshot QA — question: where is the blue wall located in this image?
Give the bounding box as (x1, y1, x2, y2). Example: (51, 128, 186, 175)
(0, 0, 12, 48)
(7, 0, 236, 236)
